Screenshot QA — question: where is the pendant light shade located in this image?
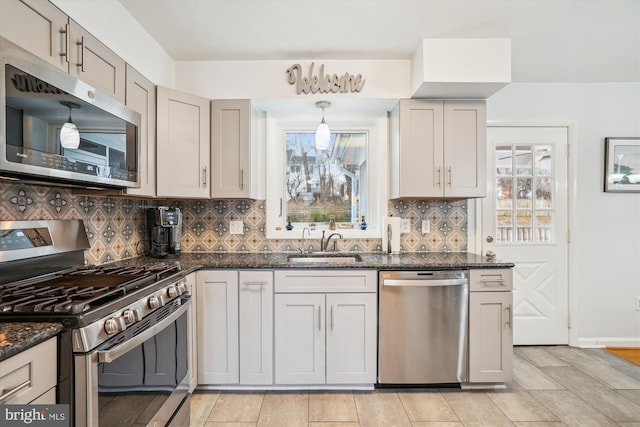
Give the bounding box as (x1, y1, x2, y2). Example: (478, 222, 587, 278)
(60, 101, 80, 149)
(314, 101, 331, 151)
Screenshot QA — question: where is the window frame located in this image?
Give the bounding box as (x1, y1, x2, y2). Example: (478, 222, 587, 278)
(266, 110, 387, 240)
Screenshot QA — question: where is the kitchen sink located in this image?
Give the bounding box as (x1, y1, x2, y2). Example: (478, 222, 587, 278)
(287, 253, 362, 263)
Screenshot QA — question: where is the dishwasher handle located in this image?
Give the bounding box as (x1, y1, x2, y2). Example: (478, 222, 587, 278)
(382, 278, 468, 287)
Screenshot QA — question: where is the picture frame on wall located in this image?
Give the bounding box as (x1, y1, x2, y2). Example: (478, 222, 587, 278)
(604, 137, 640, 192)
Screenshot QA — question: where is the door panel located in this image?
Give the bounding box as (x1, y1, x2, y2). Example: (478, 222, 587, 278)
(483, 127, 569, 344)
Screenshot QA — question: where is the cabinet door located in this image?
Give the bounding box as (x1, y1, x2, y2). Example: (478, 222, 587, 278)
(274, 293, 325, 384)
(68, 20, 126, 103)
(125, 65, 156, 197)
(157, 86, 210, 198)
(391, 99, 444, 198)
(239, 270, 273, 385)
(211, 99, 250, 198)
(469, 291, 513, 383)
(0, 0, 68, 71)
(185, 272, 198, 391)
(197, 271, 239, 384)
(443, 100, 486, 198)
(326, 293, 377, 384)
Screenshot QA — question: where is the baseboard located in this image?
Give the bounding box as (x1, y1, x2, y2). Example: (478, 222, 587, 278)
(576, 337, 640, 348)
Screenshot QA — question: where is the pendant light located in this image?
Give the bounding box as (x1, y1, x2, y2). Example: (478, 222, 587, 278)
(60, 101, 80, 149)
(314, 101, 331, 151)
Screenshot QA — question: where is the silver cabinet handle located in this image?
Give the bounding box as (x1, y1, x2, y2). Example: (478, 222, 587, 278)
(0, 379, 31, 403)
(76, 36, 85, 71)
(202, 166, 207, 188)
(447, 166, 452, 187)
(330, 305, 334, 331)
(243, 281, 267, 286)
(318, 305, 322, 331)
(59, 24, 70, 63)
(505, 304, 512, 329)
(479, 276, 505, 286)
(240, 167, 244, 190)
(435, 167, 441, 187)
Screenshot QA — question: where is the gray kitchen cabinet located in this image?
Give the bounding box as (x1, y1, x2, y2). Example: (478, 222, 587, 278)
(0, 0, 126, 103)
(0, 337, 57, 404)
(390, 99, 486, 199)
(185, 272, 198, 392)
(125, 64, 156, 197)
(468, 268, 513, 383)
(274, 270, 377, 385)
(0, 0, 68, 70)
(196, 270, 273, 386)
(157, 86, 211, 198)
(211, 99, 265, 199)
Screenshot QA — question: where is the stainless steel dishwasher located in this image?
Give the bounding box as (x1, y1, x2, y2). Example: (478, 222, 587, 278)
(378, 270, 469, 385)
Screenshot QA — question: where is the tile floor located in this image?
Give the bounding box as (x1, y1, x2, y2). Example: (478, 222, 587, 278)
(190, 346, 640, 426)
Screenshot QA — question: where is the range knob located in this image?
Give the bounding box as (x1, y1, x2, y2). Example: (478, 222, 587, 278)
(167, 285, 179, 299)
(104, 316, 126, 334)
(176, 281, 187, 295)
(148, 295, 165, 310)
(123, 308, 142, 324)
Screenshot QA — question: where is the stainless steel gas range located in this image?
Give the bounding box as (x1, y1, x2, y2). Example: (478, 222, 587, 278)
(0, 219, 191, 427)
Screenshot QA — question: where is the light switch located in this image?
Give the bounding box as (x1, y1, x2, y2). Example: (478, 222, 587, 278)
(230, 220, 244, 235)
(401, 219, 410, 233)
(421, 220, 431, 235)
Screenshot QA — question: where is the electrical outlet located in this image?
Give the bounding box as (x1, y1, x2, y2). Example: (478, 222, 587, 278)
(230, 220, 244, 235)
(401, 219, 410, 233)
(421, 220, 431, 235)
(636, 296, 640, 311)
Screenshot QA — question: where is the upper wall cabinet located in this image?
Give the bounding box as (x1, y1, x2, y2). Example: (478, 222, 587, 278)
(156, 87, 211, 198)
(0, 0, 127, 103)
(390, 99, 486, 199)
(125, 65, 156, 197)
(211, 100, 265, 199)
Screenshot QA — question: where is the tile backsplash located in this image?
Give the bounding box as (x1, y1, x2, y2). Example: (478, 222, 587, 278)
(1, 181, 467, 265)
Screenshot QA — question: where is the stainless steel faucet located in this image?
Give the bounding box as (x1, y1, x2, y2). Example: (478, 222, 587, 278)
(322, 232, 343, 252)
(299, 227, 311, 253)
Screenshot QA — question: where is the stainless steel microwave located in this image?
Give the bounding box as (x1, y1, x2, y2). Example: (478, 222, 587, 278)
(0, 36, 140, 188)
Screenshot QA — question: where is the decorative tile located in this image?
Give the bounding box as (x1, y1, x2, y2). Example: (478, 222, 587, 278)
(0, 182, 469, 265)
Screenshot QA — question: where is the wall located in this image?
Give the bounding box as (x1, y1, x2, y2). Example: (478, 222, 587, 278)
(487, 82, 640, 346)
(0, 181, 468, 265)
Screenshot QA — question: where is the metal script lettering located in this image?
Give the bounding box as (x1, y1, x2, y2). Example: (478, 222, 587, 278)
(10, 72, 64, 94)
(286, 62, 365, 94)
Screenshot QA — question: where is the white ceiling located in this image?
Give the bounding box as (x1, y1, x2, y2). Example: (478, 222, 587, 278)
(118, 0, 640, 83)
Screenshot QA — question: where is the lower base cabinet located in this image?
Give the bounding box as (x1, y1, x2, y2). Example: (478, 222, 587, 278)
(274, 292, 377, 385)
(468, 269, 513, 383)
(196, 270, 273, 385)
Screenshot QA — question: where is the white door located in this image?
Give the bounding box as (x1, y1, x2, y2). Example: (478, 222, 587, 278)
(482, 127, 569, 345)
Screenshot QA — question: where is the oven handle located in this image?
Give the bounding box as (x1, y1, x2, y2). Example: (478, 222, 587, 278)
(98, 296, 191, 364)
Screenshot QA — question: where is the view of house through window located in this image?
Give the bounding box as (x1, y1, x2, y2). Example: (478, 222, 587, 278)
(285, 132, 367, 226)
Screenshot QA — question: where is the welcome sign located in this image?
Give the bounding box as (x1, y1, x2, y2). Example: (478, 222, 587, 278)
(286, 62, 365, 94)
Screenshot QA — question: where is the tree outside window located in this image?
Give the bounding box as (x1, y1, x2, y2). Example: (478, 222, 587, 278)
(285, 132, 366, 225)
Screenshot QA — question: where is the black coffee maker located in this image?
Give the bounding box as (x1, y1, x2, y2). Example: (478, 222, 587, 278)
(147, 207, 182, 258)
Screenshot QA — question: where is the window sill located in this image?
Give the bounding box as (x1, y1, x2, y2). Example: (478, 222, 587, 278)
(266, 228, 381, 240)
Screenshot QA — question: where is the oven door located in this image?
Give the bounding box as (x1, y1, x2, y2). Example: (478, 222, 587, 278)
(74, 296, 191, 427)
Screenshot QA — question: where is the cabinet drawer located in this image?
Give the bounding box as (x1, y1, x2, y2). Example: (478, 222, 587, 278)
(275, 270, 377, 293)
(469, 269, 513, 292)
(0, 337, 57, 404)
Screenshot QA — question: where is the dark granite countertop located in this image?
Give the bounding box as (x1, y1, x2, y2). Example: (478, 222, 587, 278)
(0, 322, 63, 362)
(109, 251, 514, 272)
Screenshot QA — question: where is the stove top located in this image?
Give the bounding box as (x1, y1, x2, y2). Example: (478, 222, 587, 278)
(0, 262, 181, 316)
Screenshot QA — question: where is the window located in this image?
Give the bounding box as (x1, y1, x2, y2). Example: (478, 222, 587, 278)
(495, 144, 555, 242)
(265, 109, 387, 240)
(285, 132, 366, 225)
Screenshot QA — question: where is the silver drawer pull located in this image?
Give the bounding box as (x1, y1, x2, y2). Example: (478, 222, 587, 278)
(0, 380, 31, 403)
(480, 279, 505, 285)
(243, 281, 267, 286)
